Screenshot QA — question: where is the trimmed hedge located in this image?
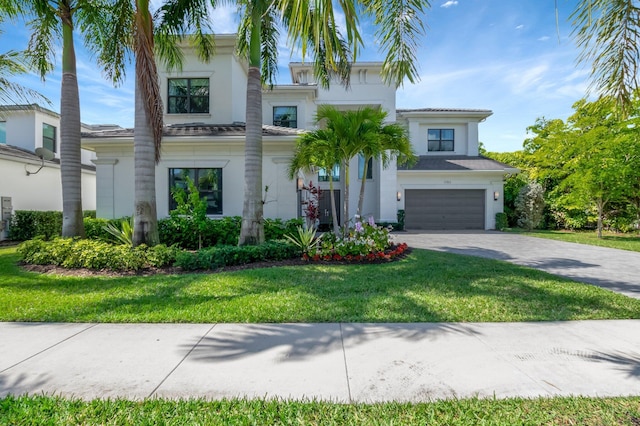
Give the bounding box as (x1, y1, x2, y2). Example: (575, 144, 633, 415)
(174, 241, 300, 271)
(9, 211, 63, 241)
(495, 212, 508, 231)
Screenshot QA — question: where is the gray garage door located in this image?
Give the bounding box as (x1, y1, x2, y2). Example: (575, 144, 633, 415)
(405, 189, 485, 230)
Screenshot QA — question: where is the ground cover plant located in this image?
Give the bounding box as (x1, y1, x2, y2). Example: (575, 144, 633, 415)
(2, 246, 640, 323)
(511, 229, 640, 253)
(1, 395, 639, 425)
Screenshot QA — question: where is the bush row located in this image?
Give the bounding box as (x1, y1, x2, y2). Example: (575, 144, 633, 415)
(174, 241, 300, 271)
(9, 210, 305, 249)
(18, 238, 177, 271)
(18, 238, 300, 272)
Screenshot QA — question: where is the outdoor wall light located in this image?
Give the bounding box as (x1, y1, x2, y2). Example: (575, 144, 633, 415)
(397, 191, 402, 202)
(494, 191, 500, 201)
(296, 177, 304, 191)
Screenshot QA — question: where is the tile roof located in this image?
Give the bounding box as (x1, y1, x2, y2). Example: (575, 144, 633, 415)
(0, 144, 96, 171)
(83, 123, 304, 138)
(396, 108, 493, 114)
(398, 155, 517, 172)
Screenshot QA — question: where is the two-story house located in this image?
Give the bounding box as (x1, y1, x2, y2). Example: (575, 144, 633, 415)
(0, 104, 98, 239)
(82, 34, 516, 230)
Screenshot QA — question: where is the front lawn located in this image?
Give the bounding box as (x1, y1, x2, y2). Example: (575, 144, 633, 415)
(510, 229, 640, 252)
(1, 395, 639, 425)
(1, 246, 639, 323)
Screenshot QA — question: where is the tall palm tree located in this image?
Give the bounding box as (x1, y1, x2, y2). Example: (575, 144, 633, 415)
(353, 108, 415, 219)
(104, 0, 216, 246)
(236, 0, 429, 245)
(13, 0, 109, 238)
(572, 0, 640, 116)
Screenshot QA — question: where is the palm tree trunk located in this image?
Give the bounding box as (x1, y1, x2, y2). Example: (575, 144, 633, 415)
(132, 81, 159, 246)
(59, 7, 84, 238)
(342, 160, 350, 235)
(239, 6, 265, 246)
(328, 175, 340, 235)
(356, 155, 370, 219)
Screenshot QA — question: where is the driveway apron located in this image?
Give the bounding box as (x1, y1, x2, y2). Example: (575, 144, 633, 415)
(399, 231, 640, 299)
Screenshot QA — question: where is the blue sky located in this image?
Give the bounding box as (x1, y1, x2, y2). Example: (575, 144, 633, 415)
(1, 0, 587, 152)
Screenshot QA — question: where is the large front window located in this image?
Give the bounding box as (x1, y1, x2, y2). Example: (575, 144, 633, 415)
(428, 129, 454, 152)
(168, 78, 210, 114)
(42, 123, 56, 152)
(169, 168, 222, 215)
(273, 106, 297, 128)
(318, 165, 340, 182)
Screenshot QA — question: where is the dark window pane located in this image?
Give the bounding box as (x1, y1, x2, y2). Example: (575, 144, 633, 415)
(42, 123, 56, 153)
(442, 129, 454, 140)
(0, 121, 6, 144)
(442, 140, 454, 151)
(168, 78, 209, 114)
(427, 128, 454, 152)
(169, 168, 222, 215)
(273, 106, 297, 128)
(427, 129, 440, 140)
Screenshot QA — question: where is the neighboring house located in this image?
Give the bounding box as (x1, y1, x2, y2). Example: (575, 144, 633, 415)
(0, 104, 98, 239)
(82, 34, 516, 230)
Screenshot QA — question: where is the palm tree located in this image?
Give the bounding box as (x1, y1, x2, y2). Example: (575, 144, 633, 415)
(289, 128, 342, 234)
(103, 0, 216, 246)
(12, 0, 111, 238)
(354, 108, 415, 219)
(236, 0, 429, 245)
(571, 0, 640, 116)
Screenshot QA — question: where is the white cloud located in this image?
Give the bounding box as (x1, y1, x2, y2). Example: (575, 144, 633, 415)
(538, 36, 550, 41)
(515, 24, 524, 30)
(441, 1, 458, 8)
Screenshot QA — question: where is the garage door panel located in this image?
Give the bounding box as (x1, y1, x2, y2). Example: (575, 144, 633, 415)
(405, 189, 485, 230)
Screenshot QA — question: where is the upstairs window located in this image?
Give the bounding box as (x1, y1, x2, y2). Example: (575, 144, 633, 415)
(358, 154, 373, 180)
(318, 164, 340, 182)
(0, 121, 5, 144)
(42, 123, 56, 153)
(169, 168, 222, 215)
(428, 129, 454, 152)
(168, 78, 210, 114)
(273, 106, 297, 128)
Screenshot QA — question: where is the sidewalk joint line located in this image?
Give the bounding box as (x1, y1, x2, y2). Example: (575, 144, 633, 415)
(148, 323, 217, 398)
(339, 323, 352, 403)
(0, 323, 98, 374)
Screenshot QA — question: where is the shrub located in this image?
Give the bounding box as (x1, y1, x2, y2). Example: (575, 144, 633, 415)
(515, 182, 545, 231)
(316, 218, 393, 258)
(158, 216, 242, 249)
(495, 212, 508, 231)
(9, 211, 62, 241)
(264, 218, 305, 241)
(396, 209, 405, 231)
(102, 217, 134, 246)
(174, 241, 300, 271)
(18, 238, 178, 271)
(284, 226, 321, 255)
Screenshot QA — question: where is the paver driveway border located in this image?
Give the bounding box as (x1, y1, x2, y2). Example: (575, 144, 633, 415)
(398, 231, 640, 300)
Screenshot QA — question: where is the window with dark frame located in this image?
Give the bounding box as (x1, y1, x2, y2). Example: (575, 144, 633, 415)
(318, 164, 340, 182)
(0, 121, 6, 144)
(169, 168, 222, 215)
(428, 128, 454, 152)
(42, 123, 56, 153)
(358, 154, 373, 180)
(273, 106, 297, 128)
(168, 78, 210, 114)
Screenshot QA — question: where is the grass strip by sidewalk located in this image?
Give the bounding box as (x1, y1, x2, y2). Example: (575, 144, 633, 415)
(509, 229, 640, 253)
(1, 395, 639, 425)
(1, 246, 639, 323)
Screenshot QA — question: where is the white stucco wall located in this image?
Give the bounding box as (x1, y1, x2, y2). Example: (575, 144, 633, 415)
(0, 156, 96, 213)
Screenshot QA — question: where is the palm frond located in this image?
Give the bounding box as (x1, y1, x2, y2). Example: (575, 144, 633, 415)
(572, 0, 640, 116)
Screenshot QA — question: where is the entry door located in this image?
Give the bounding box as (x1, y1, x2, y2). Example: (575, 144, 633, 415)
(318, 189, 340, 228)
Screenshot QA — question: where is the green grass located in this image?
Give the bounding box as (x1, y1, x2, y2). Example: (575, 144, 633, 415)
(1, 395, 639, 425)
(2, 246, 640, 323)
(510, 229, 640, 252)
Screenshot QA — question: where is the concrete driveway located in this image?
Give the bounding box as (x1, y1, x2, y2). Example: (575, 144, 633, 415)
(398, 231, 640, 300)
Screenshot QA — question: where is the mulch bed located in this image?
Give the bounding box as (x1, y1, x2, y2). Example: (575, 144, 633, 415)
(18, 247, 412, 278)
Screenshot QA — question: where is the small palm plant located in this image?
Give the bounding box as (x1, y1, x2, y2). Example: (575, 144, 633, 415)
(284, 226, 322, 256)
(103, 217, 134, 246)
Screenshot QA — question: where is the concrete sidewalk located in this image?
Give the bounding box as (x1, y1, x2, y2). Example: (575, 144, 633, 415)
(1, 321, 639, 402)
